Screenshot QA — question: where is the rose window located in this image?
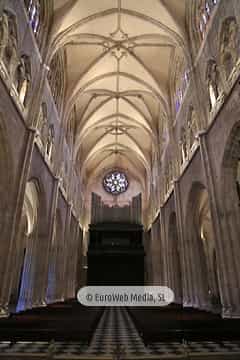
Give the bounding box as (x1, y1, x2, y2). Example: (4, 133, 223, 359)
(103, 171, 129, 195)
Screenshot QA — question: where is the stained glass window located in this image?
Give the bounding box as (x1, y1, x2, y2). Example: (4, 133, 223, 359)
(25, 0, 40, 35)
(174, 69, 189, 114)
(103, 171, 129, 195)
(198, 0, 219, 40)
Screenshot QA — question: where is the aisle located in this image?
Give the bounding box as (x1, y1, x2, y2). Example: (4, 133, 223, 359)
(86, 307, 149, 356)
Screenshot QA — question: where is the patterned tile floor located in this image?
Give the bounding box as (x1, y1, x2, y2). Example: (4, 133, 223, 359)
(0, 307, 240, 357)
(85, 307, 148, 355)
(1, 340, 240, 357)
(147, 340, 240, 355)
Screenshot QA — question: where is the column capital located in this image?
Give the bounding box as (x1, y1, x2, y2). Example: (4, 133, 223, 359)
(173, 178, 180, 186)
(28, 126, 37, 134)
(0, 306, 9, 318)
(197, 130, 207, 138)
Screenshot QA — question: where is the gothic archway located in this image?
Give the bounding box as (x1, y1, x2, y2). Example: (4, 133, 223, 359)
(15, 180, 39, 312)
(222, 121, 240, 214)
(185, 183, 221, 311)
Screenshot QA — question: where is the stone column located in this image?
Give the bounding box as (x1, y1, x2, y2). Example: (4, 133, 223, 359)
(56, 207, 68, 303)
(189, 224, 210, 310)
(143, 231, 153, 285)
(62, 203, 72, 299)
(16, 230, 36, 312)
(71, 224, 80, 298)
(199, 131, 240, 317)
(162, 208, 174, 289)
(66, 218, 76, 299)
(159, 207, 168, 286)
(150, 216, 162, 285)
(76, 227, 83, 291)
(191, 49, 210, 130)
(9, 223, 26, 307)
(38, 177, 59, 306)
(165, 215, 180, 303)
(173, 180, 192, 307)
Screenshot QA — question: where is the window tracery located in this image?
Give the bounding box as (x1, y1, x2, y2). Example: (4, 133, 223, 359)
(15, 55, 31, 106)
(187, 108, 199, 150)
(197, 0, 219, 41)
(0, 11, 18, 79)
(47, 52, 65, 113)
(179, 127, 188, 165)
(0, 11, 9, 59)
(174, 69, 189, 114)
(46, 124, 55, 162)
(37, 103, 48, 145)
(66, 107, 77, 151)
(60, 160, 68, 191)
(206, 60, 221, 111)
(24, 0, 40, 35)
(164, 160, 174, 194)
(37, 104, 55, 163)
(15, 55, 31, 107)
(219, 17, 239, 80)
(179, 108, 199, 167)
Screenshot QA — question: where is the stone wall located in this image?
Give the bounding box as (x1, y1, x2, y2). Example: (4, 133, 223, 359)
(0, 0, 83, 316)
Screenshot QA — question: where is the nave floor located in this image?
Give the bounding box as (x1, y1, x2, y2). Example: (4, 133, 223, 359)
(0, 301, 240, 359)
(1, 339, 240, 358)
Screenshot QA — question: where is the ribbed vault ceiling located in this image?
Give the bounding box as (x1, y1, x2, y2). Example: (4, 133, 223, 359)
(50, 0, 188, 208)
